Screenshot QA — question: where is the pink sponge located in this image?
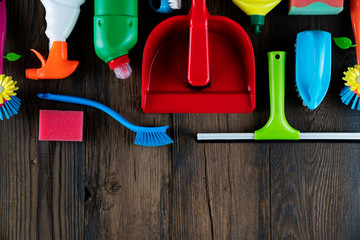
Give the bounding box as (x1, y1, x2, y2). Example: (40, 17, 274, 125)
(39, 110, 84, 142)
(289, 0, 343, 15)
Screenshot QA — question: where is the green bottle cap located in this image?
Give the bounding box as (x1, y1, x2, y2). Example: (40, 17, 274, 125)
(249, 15, 265, 35)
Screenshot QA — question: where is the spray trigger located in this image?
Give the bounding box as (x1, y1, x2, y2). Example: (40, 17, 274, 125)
(26, 41, 79, 80)
(30, 49, 47, 67)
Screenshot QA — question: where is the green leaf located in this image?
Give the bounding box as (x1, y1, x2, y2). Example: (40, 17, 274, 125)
(3, 53, 21, 61)
(334, 37, 357, 50)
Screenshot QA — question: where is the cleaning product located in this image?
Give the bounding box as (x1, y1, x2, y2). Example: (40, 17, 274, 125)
(94, 0, 138, 79)
(0, 0, 21, 64)
(149, 0, 181, 14)
(295, 30, 332, 110)
(0, 75, 21, 120)
(232, 0, 281, 34)
(39, 110, 84, 141)
(26, 0, 85, 80)
(198, 52, 360, 141)
(0, 0, 6, 76)
(142, 0, 255, 113)
(289, 0, 343, 15)
(0, 1, 21, 120)
(340, 0, 360, 110)
(37, 93, 173, 147)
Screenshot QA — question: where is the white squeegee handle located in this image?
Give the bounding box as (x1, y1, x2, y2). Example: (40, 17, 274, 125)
(197, 133, 360, 141)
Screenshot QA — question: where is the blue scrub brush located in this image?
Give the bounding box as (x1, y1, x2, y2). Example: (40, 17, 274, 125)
(295, 30, 332, 110)
(37, 93, 173, 147)
(149, 0, 181, 13)
(341, 66, 360, 110)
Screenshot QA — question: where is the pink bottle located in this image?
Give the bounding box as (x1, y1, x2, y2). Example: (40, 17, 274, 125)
(0, 0, 6, 75)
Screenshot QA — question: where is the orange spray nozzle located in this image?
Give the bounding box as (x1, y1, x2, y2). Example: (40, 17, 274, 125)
(26, 41, 79, 80)
(351, 0, 360, 65)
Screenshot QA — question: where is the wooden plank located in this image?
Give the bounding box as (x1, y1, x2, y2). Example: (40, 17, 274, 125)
(271, 143, 360, 239)
(3, 0, 360, 239)
(82, 2, 172, 239)
(0, 116, 38, 240)
(0, 1, 86, 239)
(36, 142, 85, 240)
(169, 1, 271, 239)
(171, 119, 270, 239)
(270, 1, 360, 239)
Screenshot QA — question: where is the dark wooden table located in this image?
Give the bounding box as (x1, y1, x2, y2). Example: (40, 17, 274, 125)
(1, 0, 360, 239)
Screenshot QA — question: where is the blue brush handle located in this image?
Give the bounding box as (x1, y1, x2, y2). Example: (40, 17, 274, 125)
(37, 93, 169, 133)
(149, 0, 173, 13)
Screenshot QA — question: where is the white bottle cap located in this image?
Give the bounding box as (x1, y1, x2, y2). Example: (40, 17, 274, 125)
(113, 63, 133, 80)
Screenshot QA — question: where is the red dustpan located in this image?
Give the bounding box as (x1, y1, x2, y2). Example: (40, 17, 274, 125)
(142, 0, 255, 113)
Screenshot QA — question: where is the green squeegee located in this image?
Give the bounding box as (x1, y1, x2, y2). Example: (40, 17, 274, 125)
(197, 51, 360, 141)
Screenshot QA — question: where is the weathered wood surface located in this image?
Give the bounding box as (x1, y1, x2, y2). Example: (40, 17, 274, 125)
(0, 0, 359, 239)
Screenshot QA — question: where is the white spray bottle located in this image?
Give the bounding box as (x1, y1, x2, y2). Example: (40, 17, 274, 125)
(26, 0, 85, 80)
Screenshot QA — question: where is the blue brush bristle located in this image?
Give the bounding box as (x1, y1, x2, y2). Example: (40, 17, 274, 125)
(134, 129, 173, 147)
(340, 86, 360, 110)
(0, 96, 21, 120)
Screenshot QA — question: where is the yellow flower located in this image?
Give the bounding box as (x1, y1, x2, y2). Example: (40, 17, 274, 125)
(343, 65, 360, 96)
(0, 74, 18, 105)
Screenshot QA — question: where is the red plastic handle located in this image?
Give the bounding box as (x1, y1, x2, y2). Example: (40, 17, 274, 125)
(351, 0, 360, 65)
(188, 0, 210, 87)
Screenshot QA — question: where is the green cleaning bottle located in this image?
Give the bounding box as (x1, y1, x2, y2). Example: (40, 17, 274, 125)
(94, 0, 138, 79)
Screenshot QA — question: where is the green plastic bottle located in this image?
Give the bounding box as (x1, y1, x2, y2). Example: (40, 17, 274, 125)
(94, 0, 138, 79)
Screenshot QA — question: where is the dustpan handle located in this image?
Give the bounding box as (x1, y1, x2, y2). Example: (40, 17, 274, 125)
(0, 0, 6, 75)
(190, 0, 209, 18)
(187, 0, 210, 87)
(255, 52, 300, 140)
